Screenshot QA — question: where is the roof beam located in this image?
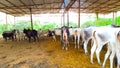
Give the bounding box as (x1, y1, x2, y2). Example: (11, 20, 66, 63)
(83, 0, 98, 10)
(31, 0, 38, 9)
(19, 0, 29, 8)
(0, 2, 62, 9)
(65, 0, 77, 11)
(90, 0, 120, 13)
(5, 0, 27, 14)
(0, 1, 22, 14)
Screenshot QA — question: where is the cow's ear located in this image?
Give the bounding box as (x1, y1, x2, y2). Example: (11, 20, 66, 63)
(117, 31, 120, 41)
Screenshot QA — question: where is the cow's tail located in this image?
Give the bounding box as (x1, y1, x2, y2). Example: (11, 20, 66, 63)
(93, 31, 98, 47)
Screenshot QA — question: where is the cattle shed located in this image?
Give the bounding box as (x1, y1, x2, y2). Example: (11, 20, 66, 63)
(0, 0, 120, 68)
(0, 0, 120, 28)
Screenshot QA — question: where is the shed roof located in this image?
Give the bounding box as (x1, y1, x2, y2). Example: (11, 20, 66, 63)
(0, 0, 63, 16)
(0, 0, 120, 16)
(70, 0, 120, 14)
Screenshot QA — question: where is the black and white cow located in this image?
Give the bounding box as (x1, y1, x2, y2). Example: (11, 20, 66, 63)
(61, 26, 70, 50)
(23, 29, 39, 42)
(2, 29, 16, 41)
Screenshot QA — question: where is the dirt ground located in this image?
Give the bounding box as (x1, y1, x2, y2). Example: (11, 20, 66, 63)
(0, 36, 114, 68)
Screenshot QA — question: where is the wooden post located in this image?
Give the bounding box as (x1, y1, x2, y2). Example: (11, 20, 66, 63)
(30, 8, 33, 30)
(113, 12, 115, 24)
(115, 11, 117, 25)
(67, 11, 69, 27)
(78, 0, 80, 27)
(63, 13, 65, 26)
(14, 16, 16, 29)
(96, 13, 99, 26)
(6, 14, 8, 30)
(61, 13, 63, 27)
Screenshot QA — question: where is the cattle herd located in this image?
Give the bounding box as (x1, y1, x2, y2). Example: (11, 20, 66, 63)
(1, 24, 120, 68)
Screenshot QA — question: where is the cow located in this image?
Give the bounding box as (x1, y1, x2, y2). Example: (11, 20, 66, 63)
(90, 27, 120, 68)
(23, 29, 39, 42)
(61, 26, 70, 50)
(2, 29, 16, 41)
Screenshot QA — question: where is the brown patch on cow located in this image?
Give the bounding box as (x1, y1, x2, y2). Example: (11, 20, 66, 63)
(74, 30, 78, 36)
(63, 29, 67, 41)
(93, 31, 98, 47)
(117, 31, 120, 41)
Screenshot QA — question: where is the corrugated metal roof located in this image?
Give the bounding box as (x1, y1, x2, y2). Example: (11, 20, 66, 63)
(0, 0, 64, 16)
(70, 0, 120, 14)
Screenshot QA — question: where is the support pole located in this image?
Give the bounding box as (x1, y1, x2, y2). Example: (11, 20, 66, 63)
(61, 14, 63, 27)
(30, 8, 33, 30)
(6, 14, 8, 30)
(113, 12, 115, 24)
(96, 13, 99, 26)
(115, 11, 117, 25)
(14, 16, 16, 29)
(67, 11, 69, 27)
(78, 0, 80, 27)
(63, 13, 65, 26)
(63, 0, 66, 26)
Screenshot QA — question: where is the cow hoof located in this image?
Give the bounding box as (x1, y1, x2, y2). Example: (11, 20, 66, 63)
(62, 47, 64, 50)
(75, 46, 76, 48)
(66, 48, 68, 51)
(102, 65, 105, 68)
(98, 62, 102, 65)
(91, 61, 94, 64)
(85, 52, 88, 55)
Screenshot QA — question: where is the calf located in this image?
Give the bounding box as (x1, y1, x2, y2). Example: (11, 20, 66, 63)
(2, 29, 16, 41)
(61, 26, 70, 50)
(47, 30, 56, 41)
(23, 29, 39, 42)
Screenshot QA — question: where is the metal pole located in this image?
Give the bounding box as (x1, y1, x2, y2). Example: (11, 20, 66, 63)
(6, 14, 8, 30)
(14, 16, 16, 29)
(113, 12, 115, 24)
(30, 8, 33, 30)
(115, 11, 117, 25)
(61, 14, 63, 27)
(96, 13, 99, 26)
(63, 13, 65, 26)
(78, 0, 80, 27)
(67, 11, 69, 27)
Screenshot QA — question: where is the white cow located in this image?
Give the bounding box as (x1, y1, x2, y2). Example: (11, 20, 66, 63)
(90, 27, 120, 68)
(82, 25, 116, 55)
(102, 29, 120, 68)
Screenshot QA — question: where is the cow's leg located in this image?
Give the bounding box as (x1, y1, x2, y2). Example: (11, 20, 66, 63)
(116, 51, 120, 68)
(77, 35, 80, 49)
(5, 37, 7, 41)
(74, 35, 77, 48)
(102, 46, 111, 68)
(29, 37, 31, 42)
(84, 40, 88, 55)
(62, 40, 65, 50)
(96, 44, 104, 65)
(12, 36, 14, 41)
(91, 41, 97, 64)
(109, 51, 115, 68)
(33, 36, 36, 42)
(65, 41, 67, 51)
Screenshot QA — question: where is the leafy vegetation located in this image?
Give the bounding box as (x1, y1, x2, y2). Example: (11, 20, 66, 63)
(0, 16, 120, 34)
(81, 16, 120, 27)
